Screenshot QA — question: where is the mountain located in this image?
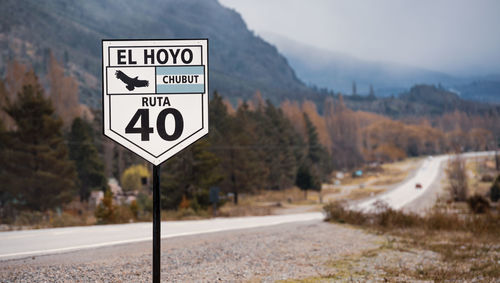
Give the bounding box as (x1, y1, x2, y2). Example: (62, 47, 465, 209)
(262, 32, 500, 104)
(342, 84, 500, 118)
(453, 78, 500, 104)
(0, 0, 311, 108)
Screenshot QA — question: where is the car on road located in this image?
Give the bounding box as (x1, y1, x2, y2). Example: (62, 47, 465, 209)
(415, 183, 422, 189)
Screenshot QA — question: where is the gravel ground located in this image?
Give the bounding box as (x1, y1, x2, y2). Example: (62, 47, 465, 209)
(0, 220, 383, 282)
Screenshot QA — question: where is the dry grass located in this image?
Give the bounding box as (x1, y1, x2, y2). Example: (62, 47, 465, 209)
(217, 187, 322, 217)
(345, 187, 386, 200)
(339, 158, 420, 187)
(321, 187, 341, 195)
(322, 201, 500, 282)
(218, 203, 273, 217)
(2, 210, 92, 231)
(249, 187, 319, 204)
(324, 201, 500, 234)
(371, 159, 420, 186)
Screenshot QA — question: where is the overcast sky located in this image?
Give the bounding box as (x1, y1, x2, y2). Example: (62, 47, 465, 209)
(219, 0, 500, 77)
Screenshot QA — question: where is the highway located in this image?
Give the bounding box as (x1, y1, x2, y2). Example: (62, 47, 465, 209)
(353, 151, 495, 211)
(0, 212, 322, 260)
(1, 151, 494, 261)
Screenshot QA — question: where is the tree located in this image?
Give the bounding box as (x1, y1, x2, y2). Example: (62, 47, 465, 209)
(120, 164, 149, 193)
(368, 85, 375, 99)
(161, 138, 222, 210)
(210, 98, 265, 204)
(256, 101, 302, 191)
(295, 162, 320, 199)
(446, 154, 468, 201)
(490, 175, 500, 202)
(68, 117, 108, 201)
(324, 96, 364, 169)
(0, 119, 11, 214)
(1, 61, 38, 130)
(303, 113, 331, 182)
(46, 52, 81, 128)
(0, 81, 77, 211)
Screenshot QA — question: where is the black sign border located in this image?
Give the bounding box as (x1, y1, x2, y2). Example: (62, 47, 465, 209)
(101, 38, 209, 165)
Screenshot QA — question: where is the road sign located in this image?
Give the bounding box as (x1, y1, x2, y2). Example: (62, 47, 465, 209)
(102, 39, 209, 165)
(209, 186, 220, 204)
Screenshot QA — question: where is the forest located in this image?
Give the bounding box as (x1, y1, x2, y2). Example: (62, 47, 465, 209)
(0, 57, 499, 226)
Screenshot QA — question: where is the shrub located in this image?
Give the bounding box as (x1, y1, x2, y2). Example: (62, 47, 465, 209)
(120, 164, 150, 193)
(114, 205, 135, 223)
(323, 202, 367, 225)
(95, 189, 115, 224)
(323, 201, 500, 236)
(129, 200, 139, 219)
(481, 174, 494, 182)
(467, 195, 490, 214)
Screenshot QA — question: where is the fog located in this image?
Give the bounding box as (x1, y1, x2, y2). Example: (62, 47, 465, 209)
(219, 0, 500, 77)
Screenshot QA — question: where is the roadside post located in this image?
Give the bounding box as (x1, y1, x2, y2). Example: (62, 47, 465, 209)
(209, 186, 220, 217)
(102, 39, 209, 283)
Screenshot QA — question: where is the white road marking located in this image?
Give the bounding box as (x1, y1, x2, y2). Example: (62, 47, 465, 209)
(0, 212, 323, 260)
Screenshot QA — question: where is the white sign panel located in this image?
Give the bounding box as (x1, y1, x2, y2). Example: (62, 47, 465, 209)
(102, 39, 209, 165)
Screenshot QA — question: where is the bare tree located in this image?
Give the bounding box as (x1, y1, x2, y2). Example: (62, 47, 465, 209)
(446, 154, 468, 201)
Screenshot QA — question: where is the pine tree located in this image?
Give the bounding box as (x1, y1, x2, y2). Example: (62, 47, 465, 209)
(68, 117, 108, 201)
(0, 82, 77, 211)
(490, 175, 500, 202)
(369, 85, 375, 98)
(257, 101, 302, 190)
(304, 113, 322, 164)
(209, 97, 265, 204)
(0, 119, 12, 210)
(160, 138, 222, 210)
(303, 113, 331, 182)
(227, 102, 266, 203)
(295, 162, 320, 199)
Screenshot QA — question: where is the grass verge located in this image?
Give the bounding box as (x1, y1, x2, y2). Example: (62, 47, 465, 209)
(321, 201, 500, 282)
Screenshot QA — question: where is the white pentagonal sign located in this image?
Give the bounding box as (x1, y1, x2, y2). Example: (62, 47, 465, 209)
(102, 39, 208, 165)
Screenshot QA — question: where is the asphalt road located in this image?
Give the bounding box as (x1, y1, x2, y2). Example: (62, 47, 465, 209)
(0, 212, 323, 261)
(1, 151, 494, 262)
(353, 151, 495, 212)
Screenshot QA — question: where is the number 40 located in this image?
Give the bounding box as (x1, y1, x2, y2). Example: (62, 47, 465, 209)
(125, 108, 184, 141)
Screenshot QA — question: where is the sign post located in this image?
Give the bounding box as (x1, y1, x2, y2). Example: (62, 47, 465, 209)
(152, 165, 160, 283)
(209, 186, 220, 217)
(102, 39, 209, 283)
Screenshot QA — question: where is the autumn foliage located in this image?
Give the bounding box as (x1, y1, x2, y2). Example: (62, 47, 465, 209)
(282, 96, 498, 166)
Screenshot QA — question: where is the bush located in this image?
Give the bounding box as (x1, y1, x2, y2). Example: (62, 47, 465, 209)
(324, 201, 367, 225)
(95, 189, 115, 224)
(120, 164, 150, 193)
(323, 201, 500, 236)
(481, 174, 494, 182)
(467, 195, 490, 214)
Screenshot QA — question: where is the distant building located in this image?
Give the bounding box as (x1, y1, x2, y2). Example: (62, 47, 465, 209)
(89, 191, 104, 208)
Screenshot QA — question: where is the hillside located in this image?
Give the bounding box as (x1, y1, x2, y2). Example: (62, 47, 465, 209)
(0, 0, 310, 108)
(343, 84, 500, 118)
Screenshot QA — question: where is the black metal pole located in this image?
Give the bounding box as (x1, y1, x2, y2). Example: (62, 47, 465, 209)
(153, 165, 161, 283)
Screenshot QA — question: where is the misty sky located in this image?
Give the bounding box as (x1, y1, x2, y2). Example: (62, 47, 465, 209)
(219, 0, 500, 77)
